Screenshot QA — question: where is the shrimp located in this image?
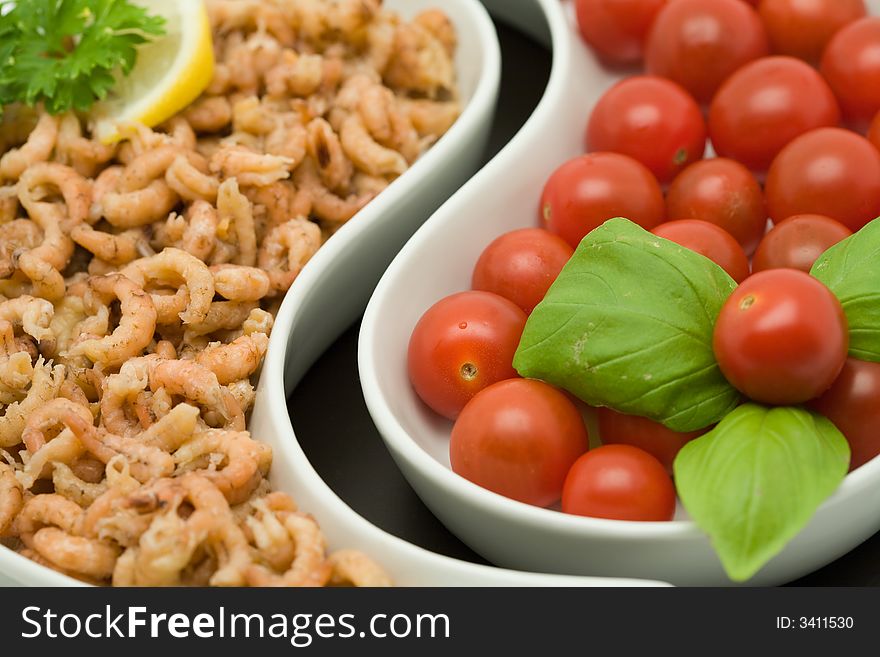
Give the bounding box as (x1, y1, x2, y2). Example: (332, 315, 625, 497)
(52, 462, 108, 508)
(56, 113, 116, 178)
(15, 494, 84, 546)
(67, 275, 157, 369)
(71, 225, 144, 265)
(183, 96, 233, 134)
(62, 408, 174, 483)
(385, 21, 455, 97)
(307, 118, 353, 191)
(414, 8, 457, 57)
(139, 403, 200, 452)
(0, 359, 64, 448)
(0, 219, 42, 279)
(242, 180, 311, 228)
(195, 333, 269, 384)
(263, 122, 309, 171)
(31, 526, 120, 580)
(174, 429, 270, 505)
(17, 162, 92, 231)
(149, 359, 244, 429)
(99, 356, 160, 437)
(245, 512, 330, 587)
(22, 397, 94, 453)
(166, 155, 220, 203)
(208, 0, 296, 45)
(257, 218, 322, 293)
(340, 113, 407, 177)
(0, 462, 23, 536)
(101, 181, 179, 228)
(266, 51, 324, 98)
(0, 113, 59, 181)
(226, 379, 256, 414)
(210, 264, 271, 301)
(0, 295, 54, 343)
(209, 145, 294, 187)
(217, 179, 258, 267)
(179, 201, 220, 261)
(327, 549, 392, 587)
(121, 248, 214, 325)
(403, 98, 461, 139)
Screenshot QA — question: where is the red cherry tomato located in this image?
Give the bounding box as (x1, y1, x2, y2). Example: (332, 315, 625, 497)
(541, 153, 665, 249)
(652, 219, 750, 282)
(713, 269, 848, 405)
(561, 445, 676, 521)
(758, 0, 866, 64)
(586, 76, 706, 184)
(574, 0, 668, 65)
(752, 214, 852, 274)
(596, 408, 705, 473)
(645, 0, 769, 104)
(765, 128, 880, 232)
(408, 291, 527, 420)
(665, 158, 766, 254)
(708, 56, 841, 173)
(868, 111, 880, 152)
(472, 228, 573, 315)
(813, 359, 880, 471)
(450, 379, 590, 507)
(821, 17, 880, 128)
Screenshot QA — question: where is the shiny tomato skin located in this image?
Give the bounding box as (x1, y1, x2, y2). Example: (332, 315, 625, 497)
(408, 291, 527, 420)
(665, 158, 767, 254)
(708, 56, 841, 173)
(562, 445, 676, 521)
(758, 0, 866, 63)
(820, 17, 880, 128)
(586, 76, 707, 184)
(450, 379, 590, 507)
(596, 407, 705, 473)
(541, 153, 666, 249)
(765, 128, 880, 232)
(645, 0, 769, 104)
(472, 228, 573, 315)
(752, 214, 852, 274)
(813, 359, 880, 470)
(713, 269, 848, 405)
(868, 112, 880, 152)
(574, 0, 668, 65)
(652, 219, 750, 282)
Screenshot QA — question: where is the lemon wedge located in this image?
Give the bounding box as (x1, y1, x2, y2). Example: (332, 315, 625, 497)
(92, 0, 214, 143)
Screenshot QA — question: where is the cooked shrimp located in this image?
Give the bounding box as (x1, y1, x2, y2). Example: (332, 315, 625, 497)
(22, 397, 94, 453)
(257, 217, 322, 293)
(327, 549, 392, 587)
(264, 121, 308, 170)
(245, 512, 330, 587)
(17, 162, 91, 230)
(101, 181, 180, 228)
(166, 155, 220, 203)
(68, 275, 157, 369)
(71, 225, 144, 265)
(0, 113, 59, 180)
(0, 359, 64, 448)
(149, 359, 243, 429)
(183, 95, 234, 134)
(52, 462, 108, 508)
(31, 526, 119, 580)
(209, 145, 294, 187)
(56, 113, 116, 177)
(195, 333, 269, 385)
(210, 264, 270, 301)
(0, 462, 23, 535)
(307, 118, 353, 191)
(0, 295, 54, 343)
(217, 178, 258, 266)
(340, 113, 407, 176)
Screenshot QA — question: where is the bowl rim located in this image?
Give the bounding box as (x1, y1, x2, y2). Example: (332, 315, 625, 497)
(358, 0, 880, 545)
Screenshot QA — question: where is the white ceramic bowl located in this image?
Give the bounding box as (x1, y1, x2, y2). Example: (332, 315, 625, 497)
(359, 0, 880, 586)
(0, 0, 659, 588)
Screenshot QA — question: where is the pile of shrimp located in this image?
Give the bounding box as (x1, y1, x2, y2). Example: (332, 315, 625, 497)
(0, 0, 460, 586)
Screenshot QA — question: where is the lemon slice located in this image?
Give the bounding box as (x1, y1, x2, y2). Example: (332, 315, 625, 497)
(92, 0, 214, 143)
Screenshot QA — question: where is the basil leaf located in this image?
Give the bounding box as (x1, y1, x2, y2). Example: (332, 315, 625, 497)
(674, 404, 850, 582)
(811, 217, 880, 361)
(513, 217, 739, 432)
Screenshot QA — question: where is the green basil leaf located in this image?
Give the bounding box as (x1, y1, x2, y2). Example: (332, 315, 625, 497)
(674, 404, 850, 582)
(513, 217, 739, 432)
(811, 217, 880, 361)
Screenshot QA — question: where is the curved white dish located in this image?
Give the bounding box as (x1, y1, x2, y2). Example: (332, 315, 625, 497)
(0, 0, 658, 587)
(359, 0, 880, 586)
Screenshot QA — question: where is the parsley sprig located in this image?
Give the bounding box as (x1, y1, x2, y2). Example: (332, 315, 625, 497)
(0, 0, 165, 115)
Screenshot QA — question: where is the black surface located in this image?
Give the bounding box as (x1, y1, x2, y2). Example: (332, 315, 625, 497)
(287, 20, 880, 586)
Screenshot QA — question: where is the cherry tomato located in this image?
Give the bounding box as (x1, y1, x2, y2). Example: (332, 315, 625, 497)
(652, 219, 749, 282)
(645, 0, 769, 104)
(765, 128, 880, 232)
(821, 17, 880, 128)
(868, 111, 880, 152)
(708, 56, 841, 173)
(586, 76, 706, 184)
(450, 379, 590, 507)
(752, 214, 852, 274)
(596, 407, 705, 473)
(561, 445, 676, 521)
(574, 0, 668, 65)
(472, 228, 573, 315)
(713, 269, 848, 405)
(758, 0, 866, 64)
(541, 153, 665, 249)
(408, 291, 527, 420)
(665, 158, 766, 254)
(813, 359, 880, 471)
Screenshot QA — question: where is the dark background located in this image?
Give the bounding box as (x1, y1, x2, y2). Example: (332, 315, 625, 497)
(288, 21, 880, 587)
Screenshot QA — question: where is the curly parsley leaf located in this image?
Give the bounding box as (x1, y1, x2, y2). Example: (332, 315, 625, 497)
(0, 0, 165, 115)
